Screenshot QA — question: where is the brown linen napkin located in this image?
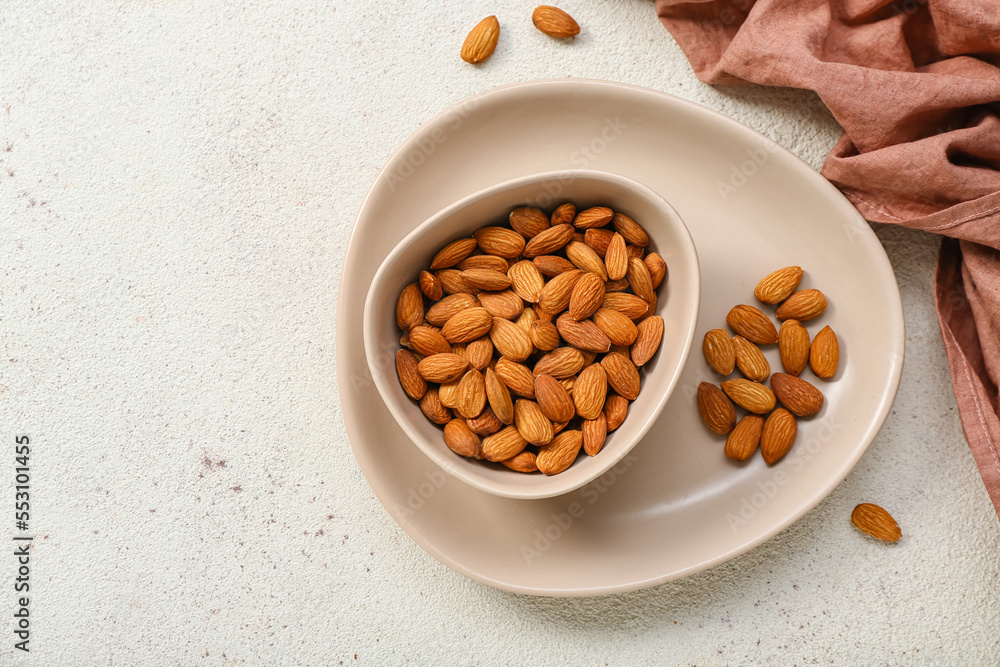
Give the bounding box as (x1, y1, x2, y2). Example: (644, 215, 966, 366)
(656, 0, 1000, 517)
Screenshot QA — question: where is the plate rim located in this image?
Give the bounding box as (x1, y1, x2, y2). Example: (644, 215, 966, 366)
(336, 77, 905, 596)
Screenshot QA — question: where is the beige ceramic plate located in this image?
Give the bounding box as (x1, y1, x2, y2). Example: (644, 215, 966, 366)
(336, 79, 904, 596)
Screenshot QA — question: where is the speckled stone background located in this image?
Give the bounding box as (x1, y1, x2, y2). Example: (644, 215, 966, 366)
(1, 1, 998, 664)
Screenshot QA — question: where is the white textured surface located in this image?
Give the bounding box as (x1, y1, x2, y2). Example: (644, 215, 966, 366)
(1, 1, 997, 664)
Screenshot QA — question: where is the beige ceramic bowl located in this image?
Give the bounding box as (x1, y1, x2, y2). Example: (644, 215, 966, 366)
(363, 170, 700, 499)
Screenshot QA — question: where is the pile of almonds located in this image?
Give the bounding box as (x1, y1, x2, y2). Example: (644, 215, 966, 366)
(697, 267, 840, 464)
(394, 203, 667, 475)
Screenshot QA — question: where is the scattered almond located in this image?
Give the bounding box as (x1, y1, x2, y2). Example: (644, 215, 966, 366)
(778, 319, 810, 376)
(726, 305, 778, 344)
(851, 503, 901, 542)
(754, 266, 803, 304)
(776, 289, 827, 321)
(770, 373, 824, 417)
(698, 382, 737, 435)
(733, 335, 770, 382)
(726, 414, 763, 461)
(721, 378, 776, 414)
(461, 15, 500, 65)
(761, 408, 797, 464)
(703, 329, 736, 375)
(810, 325, 839, 379)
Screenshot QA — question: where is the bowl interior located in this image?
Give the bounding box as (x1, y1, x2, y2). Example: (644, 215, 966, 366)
(363, 170, 700, 499)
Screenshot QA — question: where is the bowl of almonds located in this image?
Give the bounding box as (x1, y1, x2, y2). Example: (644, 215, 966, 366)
(362, 170, 700, 499)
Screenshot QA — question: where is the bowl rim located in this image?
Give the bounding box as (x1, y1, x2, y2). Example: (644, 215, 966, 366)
(362, 168, 701, 499)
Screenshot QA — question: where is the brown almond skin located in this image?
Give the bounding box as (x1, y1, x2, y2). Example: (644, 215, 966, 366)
(612, 212, 649, 247)
(408, 325, 452, 357)
(605, 233, 629, 281)
(726, 305, 778, 345)
(572, 206, 613, 229)
(532, 254, 577, 277)
(574, 363, 608, 420)
(697, 382, 737, 435)
(396, 283, 424, 333)
(626, 257, 655, 303)
(602, 293, 650, 320)
(460, 268, 512, 291)
(430, 238, 478, 270)
(425, 293, 477, 327)
(550, 202, 576, 226)
(565, 241, 609, 280)
(584, 228, 614, 257)
(507, 260, 545, 303)
(593, 308, 638, 346)
(644, 252, 667, 289)
(776, 289, 827, 321)
(532, 5, 581, 39)
(538, 269, 583, 314)
(473, 226, 526, 258)
(416, 353, 469, 384)
(778, 319, 810, 376)
(458, 254, 508, 273)
(501, 450, 539, 473)
(467, 407, 503, 436)
(851, 503, 902, 542)
(726, 414, 764, 462)
(461, 15, 500, 65)
(514, 399, 554, 446)
(494, 357, 536, 398)
(721, 378, 776, 414)
(770, 373, 824, 417)
(441, 307, 494, 344)
(484, 367, 515, 424)
(534, 374, 576, 424)
(419, 270, 444, 301)
(601, 352, 640, 400)
(534, 347, 585, 379)
(632, 316, 664, 367)
(524, 224, 574, 258)
(419, 388, 452, 425)
(536, 430, 583, 475)
(569, 272, 606, 320)
(703, 328, 736, 375)
(396, 349, 427, 400)
(810, 325, 839, 379)
(444, 419, 483, 459)
(530, 321, 561, 351)
(582, 412, 608, 456)
(754, 266, 803, 304)
(761, 408, 797, 464)
(464, 336, 494, 370)
(456, 369, 487, 419)
(509, 206, 550, 238)
(604, 393, 628, 431)
(556, 313, 612, 353)
(482, 425, 528, 462)
(490, 316, 533, 362)
(733, 335, 771, 382)
(478, 290, 524, 320)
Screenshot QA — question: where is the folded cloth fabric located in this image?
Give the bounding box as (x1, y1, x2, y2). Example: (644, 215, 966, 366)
(656, 0, 1000, 517)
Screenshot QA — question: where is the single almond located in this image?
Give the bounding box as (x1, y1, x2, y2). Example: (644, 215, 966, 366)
(419, 270, 443, 301)
(582, 412, 607, 456)
(408, 326, 452, 358)
(725, 414, 764, 462)
(569, 272, 606, 320)
(416, 353, 469, 384)
(461, 15, 500, 64)
(484, 367, 515, 424)
(441, 307, 493, 343)
(514, 399, 554, 446)
(733, 335, 770, 382)
(494, 357, 536, 399)
(604, 232, 629, 281)
(851, 503, 902, 542)
(458, 254, 508, 273)
(626, 257, 655, 303)
(536, 430, 583, 475)
(810, 325, 839, 379)
(697, 382, 737, 435)
(572, 206, 613, 229)
(460, 268, 511, 291)
(501, 450, 538, 472)
(507, 260, 545, 303)
(477, 290, 524, 320)
(754, 266, 803, 304)
(456, 369, 486, 419)
(626, 244, 645, 261)
(464, 336, 493, 370)
(534, 347, 585, 379)
(566, 241, 609, 280)
(537, 268, 583, 314)
(517, 307, 539, 333)
(395, 349, 427, 400)
(489, 316, 533, 361)
(644, 252, 667, 289)
(438, 378, 461, 408)
(509, 206, 550, 238)
(604, 392, 628, 431)
(529, 321, 561, 351)
(601, 352, 640, 400)
(593, 308, 638, 346)
(770, 373, 824, 416)
(611, 212, 649, 247)
(556, 313, 611, 353)
(727, 304, 778, 344)
(444, 419, 483, 458)
(778, 319, 810, 376)
(584, 228, 614, 257)
(631, 315, 663, 367)
(436, 268, 479, 295)
(776, 289, 827, 321)
(466, 406, 503, 436)
(419, 387, 452, 425)
(721, 378, 776, 414)
(524, 223, 574, 258)
(534, 374, 576, 423)
(425, 293, 477, 327)
(396, 283, 424, 333)
(761, 408, 797, 464)
(532, 5, 581, 39)
(601, 292, 650, 320)
(573, 363, 608, 420)
(703, 328, 736, 375)
(550, 202, 576, 225)
(532, 254, 577, 277)
(430, 238, 478, 270)
(482, 425, 528, 462)
(473, 226, 526, 258)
